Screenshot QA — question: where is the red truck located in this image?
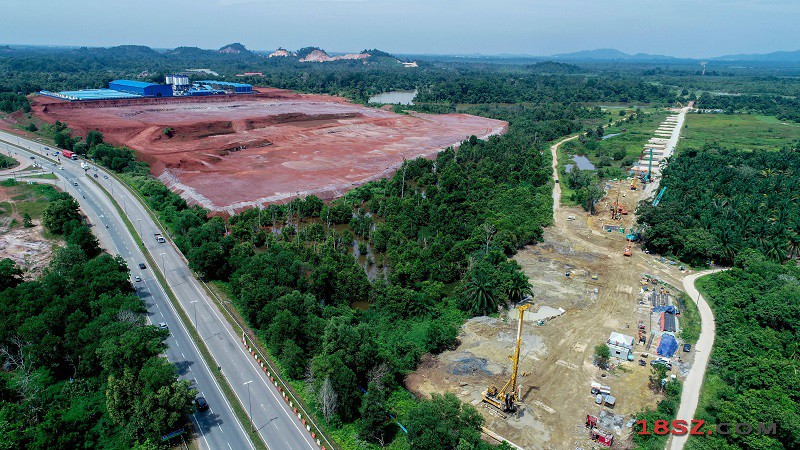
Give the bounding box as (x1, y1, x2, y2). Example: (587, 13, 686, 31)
(61, 149, 77, 160)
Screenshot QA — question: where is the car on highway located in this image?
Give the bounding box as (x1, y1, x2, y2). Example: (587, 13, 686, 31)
(195, 396, 209, 412)
(138, 263, 147, 270)
(93, 173, 98, 178)
(59, 166, 65, 170)
(103, 175, 108, 179)
(158, 322, 168, 330)
(29, 156, 35, 159)
(134, 275, 142, 282)
(72, 181, 78, 186)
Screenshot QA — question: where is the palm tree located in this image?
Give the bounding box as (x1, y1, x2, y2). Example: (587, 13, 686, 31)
(464, 269, 497, 315)
(507, 271, 533, 304)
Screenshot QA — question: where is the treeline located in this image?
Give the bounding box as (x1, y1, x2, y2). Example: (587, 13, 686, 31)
(0, 92, 29, 113)
(689, 251, 800, 450)
(637, 145, 800, 266)
(696, 91, 800, 122)
(0, 181, 195, 449)
(415, 71, 677, 104)
(3, 45, 679, 106)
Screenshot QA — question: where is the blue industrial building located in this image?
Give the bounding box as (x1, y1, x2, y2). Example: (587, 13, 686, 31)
(197, 80, 253, 94)
(109, 80, 173, 97)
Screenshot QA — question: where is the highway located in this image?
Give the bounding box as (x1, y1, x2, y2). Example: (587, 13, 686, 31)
(0, 135, 254, 450)
(1, 131, 320, 450)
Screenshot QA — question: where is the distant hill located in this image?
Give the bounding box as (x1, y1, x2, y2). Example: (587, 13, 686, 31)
(167, 46, 216, 57)
(94, 45, 162, 57)
(293, 47, 397, 63)
(551, 48, 676, 61)
(218, 43, 251, 54)
(713, 49, 800, 62)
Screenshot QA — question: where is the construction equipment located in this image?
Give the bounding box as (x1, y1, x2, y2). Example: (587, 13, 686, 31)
(623, 240, 632, 257)
(630, 176, 637, 190)
(652, 187, 667, 206)
(483, 302, 532, 413)
(645, 148, 654, 183)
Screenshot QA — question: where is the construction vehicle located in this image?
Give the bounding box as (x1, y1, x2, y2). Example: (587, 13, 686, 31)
(652, 187, 667, 206)
(610, 201, 627, 218)
(483, 302, 532, 413)
(630, 176, 637, 190)
(623, 240, 632, 257)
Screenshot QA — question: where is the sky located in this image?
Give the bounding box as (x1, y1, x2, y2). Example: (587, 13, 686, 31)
(1, 0, 799, 58)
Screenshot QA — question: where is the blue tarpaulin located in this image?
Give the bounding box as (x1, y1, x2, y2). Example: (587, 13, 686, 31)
(657, 334, 678, 357)
(653, 305, 677, 314)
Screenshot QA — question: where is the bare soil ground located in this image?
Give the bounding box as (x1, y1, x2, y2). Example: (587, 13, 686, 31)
(31, 90, 507, 213)
(408, 157, 694, 449)
(0, 184, 57, 278)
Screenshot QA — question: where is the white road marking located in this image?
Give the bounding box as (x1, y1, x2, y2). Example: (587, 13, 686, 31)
(181, 352, 186, 358)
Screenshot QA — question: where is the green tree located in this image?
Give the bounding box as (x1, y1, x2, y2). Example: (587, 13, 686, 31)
(358, 382, 388, 445)
(85, 130, 104, 149)
(22, 212, 32, 228)
(0, 258, 23, 291)
(463, 267, 498, 315)
(594, 344, 610, 369)
(43, 194, 81, 234)
(408, 393, 484, 450)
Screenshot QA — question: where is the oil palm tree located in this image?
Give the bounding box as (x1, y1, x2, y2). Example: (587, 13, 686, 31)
(507, 270, 533, 304)
(464, 268, 497, 315)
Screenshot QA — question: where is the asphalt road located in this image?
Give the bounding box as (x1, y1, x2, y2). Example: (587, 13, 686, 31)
(669, 269, 722, 450)
(1, 136, 254, 450)
(0, 131, 319, 450)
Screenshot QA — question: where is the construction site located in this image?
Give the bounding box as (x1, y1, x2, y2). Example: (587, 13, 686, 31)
(407, 107, 696, 449)
(31, 89, 507, 214)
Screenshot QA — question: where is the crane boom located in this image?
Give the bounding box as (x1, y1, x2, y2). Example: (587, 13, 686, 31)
(483, 302, 532, 413)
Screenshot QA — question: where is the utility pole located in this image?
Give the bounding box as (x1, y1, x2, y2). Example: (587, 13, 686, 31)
(159, 252, 166, 276)
(243, 380, 254, 432)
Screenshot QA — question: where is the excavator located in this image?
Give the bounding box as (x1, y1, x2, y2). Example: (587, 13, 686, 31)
(483, 302, 532, 413)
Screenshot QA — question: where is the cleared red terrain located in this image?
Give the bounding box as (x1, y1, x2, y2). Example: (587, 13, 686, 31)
(33, 89, 507, 213)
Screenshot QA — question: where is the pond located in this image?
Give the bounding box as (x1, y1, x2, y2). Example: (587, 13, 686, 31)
(368, 89, 417, 105)
(565, 155, 596, 173)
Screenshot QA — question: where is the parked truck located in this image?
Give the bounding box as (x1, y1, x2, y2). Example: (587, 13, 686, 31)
(154, 233, 166, 243)
(61, 149, 77, 160)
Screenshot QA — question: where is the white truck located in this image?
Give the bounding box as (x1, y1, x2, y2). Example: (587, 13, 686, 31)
(154, 233, 166, 243)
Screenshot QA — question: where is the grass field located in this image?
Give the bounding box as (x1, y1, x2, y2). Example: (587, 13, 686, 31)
(0, 179, 61, 225)
(678, 113, 800, 152)
(558, 108, 668, 183)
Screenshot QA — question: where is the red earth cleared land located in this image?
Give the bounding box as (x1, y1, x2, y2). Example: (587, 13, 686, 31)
(33, 88, 507, 213)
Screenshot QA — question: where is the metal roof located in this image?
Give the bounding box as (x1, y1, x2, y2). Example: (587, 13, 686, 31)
(41, 89, 142, 101)
(197, 80, 252, 88)
(110, 79, 159, 88)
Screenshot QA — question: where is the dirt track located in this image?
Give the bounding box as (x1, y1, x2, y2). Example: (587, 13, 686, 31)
(32, 90, 507, 213)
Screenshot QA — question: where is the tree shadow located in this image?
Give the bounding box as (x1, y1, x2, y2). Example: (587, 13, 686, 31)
(173, 359, 194, 377)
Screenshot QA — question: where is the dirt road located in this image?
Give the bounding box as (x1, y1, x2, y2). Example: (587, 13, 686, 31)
(550, 135, 578, 212)
(669, 269, 723, 450)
